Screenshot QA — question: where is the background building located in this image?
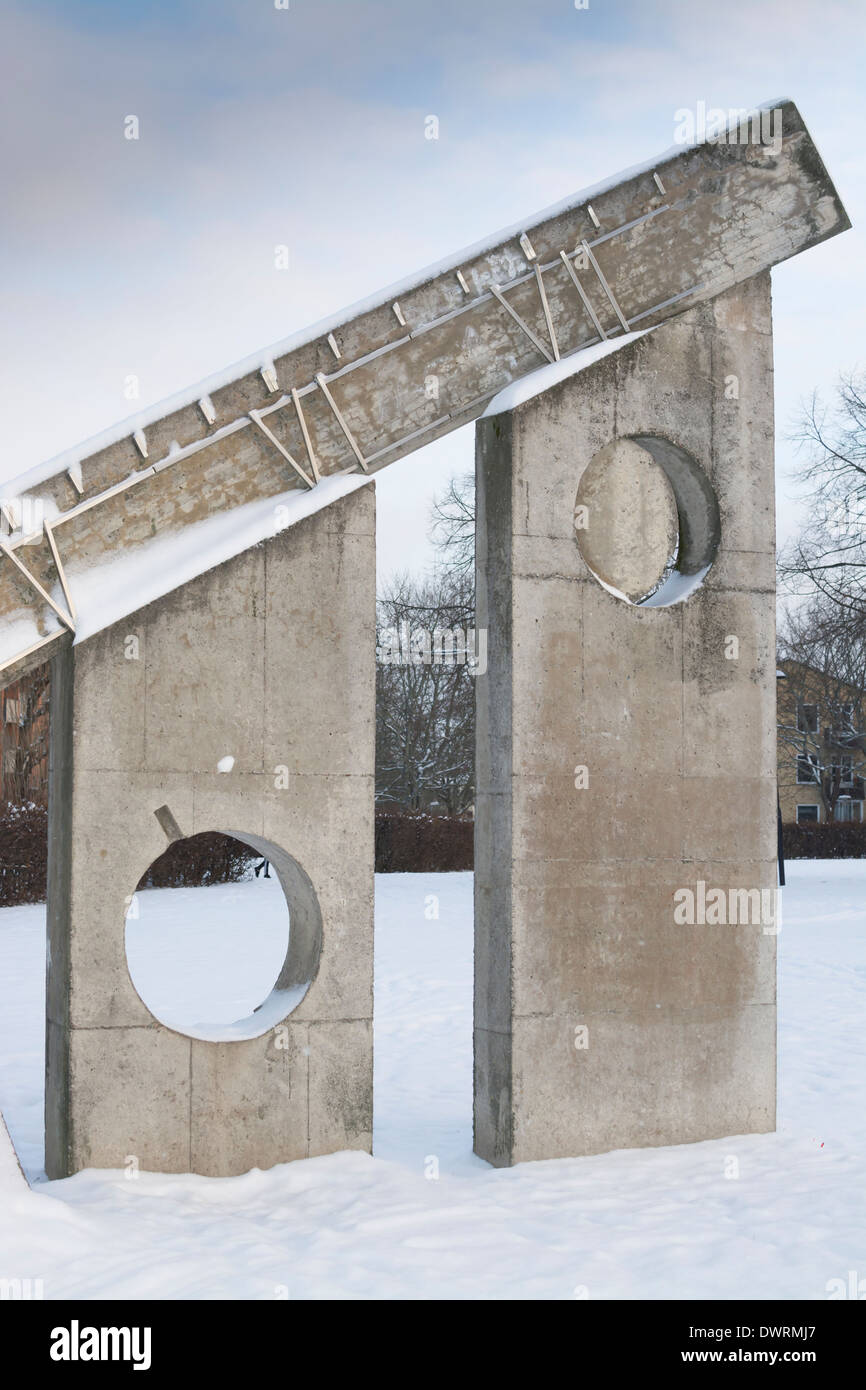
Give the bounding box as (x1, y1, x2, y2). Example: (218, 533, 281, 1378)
(0, 666, 50, 807)
(777, 661, 865, 824)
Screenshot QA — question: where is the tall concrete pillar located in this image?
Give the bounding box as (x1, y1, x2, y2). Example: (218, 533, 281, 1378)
(474, 274, 778, 1165)
(46, 486, 375, 1178)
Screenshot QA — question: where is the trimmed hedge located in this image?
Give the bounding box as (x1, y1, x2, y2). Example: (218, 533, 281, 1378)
(0, 807, 474, 906)
(782, 822, 866, 859)
(0, 803, 48, 906)
(375, 810, 473, 873)
(136, 832, 260, 890)
(3, 804, 863, 907)
(0, 812, 260, 906)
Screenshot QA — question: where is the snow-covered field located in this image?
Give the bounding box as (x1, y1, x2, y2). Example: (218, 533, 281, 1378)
(0, 863, 864, 1300)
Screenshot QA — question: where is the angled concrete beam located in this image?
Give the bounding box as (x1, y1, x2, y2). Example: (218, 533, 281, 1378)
(0, 99, 851, 679)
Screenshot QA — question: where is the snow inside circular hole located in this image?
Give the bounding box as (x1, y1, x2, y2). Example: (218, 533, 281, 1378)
(124, 831, 322, 1042)
(574, 434, 721, 606)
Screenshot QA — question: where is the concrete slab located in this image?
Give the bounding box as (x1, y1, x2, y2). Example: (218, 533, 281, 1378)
(474, 274, 778, 1165)
(45, 487, 376, 1178)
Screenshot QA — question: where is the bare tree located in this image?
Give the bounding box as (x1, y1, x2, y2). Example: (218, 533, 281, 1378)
(375, 568, 477, 813)
(779, 374, 866, 613)
(428, 470, 475, 576)
(374, 468, 482, 812)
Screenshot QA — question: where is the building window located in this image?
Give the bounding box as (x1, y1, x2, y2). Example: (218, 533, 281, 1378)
(797, 754, 819, 784)
(796, 804, 820, 823)
(835, 799, 863, 823)
(828, 704, 856, 745)
(797, 703, 819, 733)
(831, 755, 854, 787)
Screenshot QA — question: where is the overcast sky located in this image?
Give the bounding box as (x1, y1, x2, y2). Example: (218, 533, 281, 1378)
(0, 0, 862, 582)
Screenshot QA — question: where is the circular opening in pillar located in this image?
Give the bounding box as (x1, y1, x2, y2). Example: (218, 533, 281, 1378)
(573, 434, 721, 606)
(124, 830, 322, 1042)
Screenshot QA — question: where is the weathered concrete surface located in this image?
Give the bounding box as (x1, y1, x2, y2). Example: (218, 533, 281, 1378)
(0, 100, 849, 681)
(474, 273, 777, 1165)
(45, 486, 375, 1178)
(574, 438, 679, 601)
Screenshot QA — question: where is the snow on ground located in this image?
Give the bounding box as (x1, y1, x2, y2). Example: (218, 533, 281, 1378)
(124, 877, 309, 1042)
(126, 878, 290, 1033)
(0, 862, 864, 1300)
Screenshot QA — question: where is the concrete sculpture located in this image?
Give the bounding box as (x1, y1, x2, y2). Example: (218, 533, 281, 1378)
(0, 100, 849, 1176)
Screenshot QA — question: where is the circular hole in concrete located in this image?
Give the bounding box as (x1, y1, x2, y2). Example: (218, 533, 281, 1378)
(124, 830, 322, 1042)
(574, 434, 721, 606)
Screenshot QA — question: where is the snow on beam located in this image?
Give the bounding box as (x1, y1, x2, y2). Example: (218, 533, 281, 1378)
(0, 99, 851, 674)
